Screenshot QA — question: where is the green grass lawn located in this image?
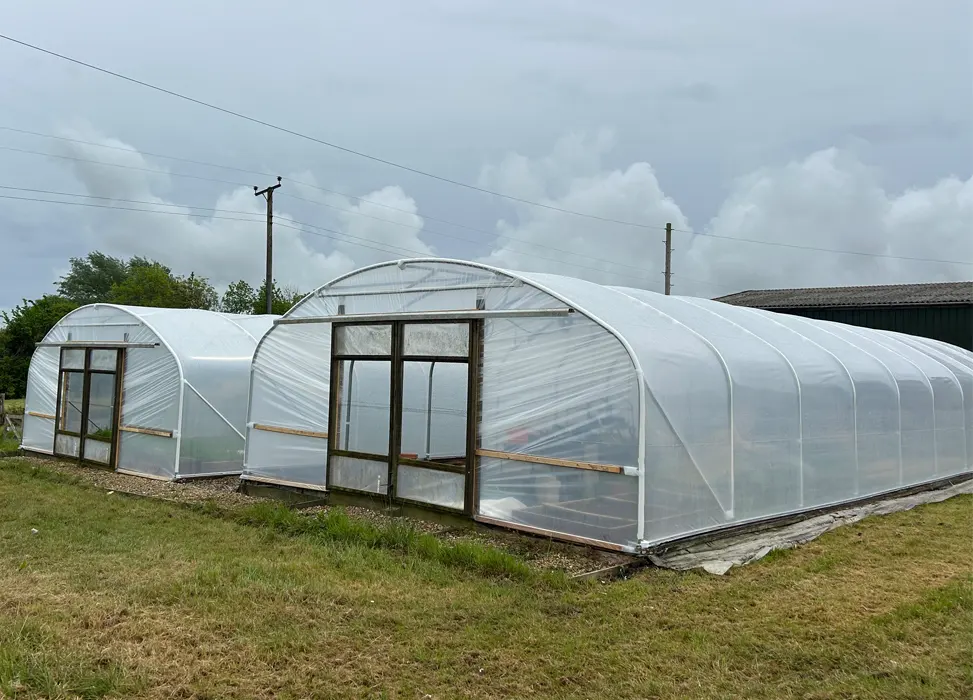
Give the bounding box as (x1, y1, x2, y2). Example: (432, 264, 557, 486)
(0, 399, 24, 452)
(3, 398, 24, 415)
(0, 457, 970, 699)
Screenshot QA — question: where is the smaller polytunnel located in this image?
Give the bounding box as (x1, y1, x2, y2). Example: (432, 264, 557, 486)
(22, 304, 277, 480)
(243, 259, 973, 552)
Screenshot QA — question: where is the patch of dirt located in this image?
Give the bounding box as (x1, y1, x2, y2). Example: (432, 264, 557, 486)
(14, 456, 258, 508)
(10, 455, 634, 576)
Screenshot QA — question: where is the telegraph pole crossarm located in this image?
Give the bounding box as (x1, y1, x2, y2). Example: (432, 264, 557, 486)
(254, 176, 283, 314)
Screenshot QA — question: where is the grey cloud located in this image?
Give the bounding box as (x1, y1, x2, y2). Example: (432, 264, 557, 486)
(663, 82, 720, 104)
(1, 0, 970, 310)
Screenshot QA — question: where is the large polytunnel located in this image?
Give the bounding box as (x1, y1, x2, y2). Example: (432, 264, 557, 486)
(243, 259, 973, 551)
(22, 304, 277, 480)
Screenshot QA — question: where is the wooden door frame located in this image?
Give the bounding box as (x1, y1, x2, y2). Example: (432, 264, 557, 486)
(325, 319, 483, 517)
(52, 347, 125, 470)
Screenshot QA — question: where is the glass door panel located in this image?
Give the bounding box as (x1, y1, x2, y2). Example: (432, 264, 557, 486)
(55, 348, 121, 466)
(395, 359, 468, 510)
(59, 370, 84, 434)
(399, 362, 468, 462)
(329, 359, 392, 493)
(327, 321, 476, 512)
(83, 371, 117, 464)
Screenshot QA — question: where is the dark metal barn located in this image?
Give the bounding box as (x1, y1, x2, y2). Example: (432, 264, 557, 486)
(715, 281, 973, 351)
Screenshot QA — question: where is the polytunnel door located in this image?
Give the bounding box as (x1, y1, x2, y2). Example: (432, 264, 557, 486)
(393, 322, 474, 514)
(53, 347, 123, 469)
(326, 321, 479, 516)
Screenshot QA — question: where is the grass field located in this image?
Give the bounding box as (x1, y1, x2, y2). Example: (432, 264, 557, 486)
(0, 399, 23, 452)
(0, 457, 970, 699)
(2, 398, 24, 415)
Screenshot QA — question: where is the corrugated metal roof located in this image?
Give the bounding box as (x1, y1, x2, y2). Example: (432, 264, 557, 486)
(715, 281, 973, 308)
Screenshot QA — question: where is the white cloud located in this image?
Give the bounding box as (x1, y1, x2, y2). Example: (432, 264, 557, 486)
(27, 127, 973, 306)
(685, 149, 973, 295)
(324, 185, 434, 266)
(478, 131, 689, 289)
(48, 129, 436, 294)
(477, 138, 973, 297)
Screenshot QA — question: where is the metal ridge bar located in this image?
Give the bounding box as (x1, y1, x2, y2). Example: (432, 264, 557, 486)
(318, 280, 521, 297)
(35, 341, 159, 348)
(276, 307, 573, 326)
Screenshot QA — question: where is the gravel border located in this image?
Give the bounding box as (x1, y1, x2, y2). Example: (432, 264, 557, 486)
(4, 456, 633, 576)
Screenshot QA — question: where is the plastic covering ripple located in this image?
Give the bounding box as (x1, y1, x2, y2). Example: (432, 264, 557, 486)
(22, 304, 275, 480)
(242, 259, 973, 550)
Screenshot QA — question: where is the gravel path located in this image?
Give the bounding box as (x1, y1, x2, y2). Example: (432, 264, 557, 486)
(7, 456, 633, 576)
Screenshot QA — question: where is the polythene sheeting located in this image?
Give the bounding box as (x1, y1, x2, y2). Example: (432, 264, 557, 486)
(650, 478, 973, 575)
(246, 323, 333, 488)
(21, 346, 59, 453)
(22, 304, 275, 479)
(243, 259, 973, 550)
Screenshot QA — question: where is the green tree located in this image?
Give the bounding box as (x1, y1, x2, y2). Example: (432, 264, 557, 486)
(108, 264, 217, 310)
(56, 252, 129, 305)
(0, 295, 78, 397)
(220, 280, 257, 314)
(178, 273, 219, 310)
(252, 281, 304, 315)
(56, 252, 216, 310)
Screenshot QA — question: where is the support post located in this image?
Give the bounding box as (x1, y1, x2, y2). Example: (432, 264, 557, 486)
(254, 177, 283, 314)
(664, 222, 673, 295)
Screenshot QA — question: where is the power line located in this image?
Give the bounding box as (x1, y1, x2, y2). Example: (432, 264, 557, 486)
(0, 192, 431, 260)
(0, 138, 662, 274)
(0, 145, 251, 188)
(0, 193, 264, 224)
(0, 185, 264, 217)
(0, 125, 276, 180)
(278, 190, 663, 273)
(7, 121, 968, 271)
(4, 132, 968, 269)
(3, 191, 676, 286)
(683, 228, 971, 266)
(0, 33, 675, 231)
(1, 126, 499, 235)
(0, 186, 660, 280)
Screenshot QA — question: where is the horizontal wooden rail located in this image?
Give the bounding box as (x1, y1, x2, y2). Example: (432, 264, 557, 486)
(27, 411, 56, 420)
(252, 423, 329, 439)
(119, 425, 173, 438)
(474, 448, 624, 474)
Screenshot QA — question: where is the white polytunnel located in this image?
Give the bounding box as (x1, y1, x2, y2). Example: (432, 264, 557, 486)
(242, 259, 973, 552)
(21, 304, 277, 480)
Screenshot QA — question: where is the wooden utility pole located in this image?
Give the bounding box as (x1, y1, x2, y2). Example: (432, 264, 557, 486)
(664, 222, 673, 295)
(254, 177, 283, 314)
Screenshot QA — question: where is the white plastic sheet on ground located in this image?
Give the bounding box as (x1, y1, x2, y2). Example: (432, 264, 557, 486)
(243, 259, 973, 551)
(22, 304, 275, 479)
(648, 477, 973, 575)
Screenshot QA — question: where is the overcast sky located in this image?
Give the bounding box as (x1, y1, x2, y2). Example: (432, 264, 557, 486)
(1, 0, 970, 311)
